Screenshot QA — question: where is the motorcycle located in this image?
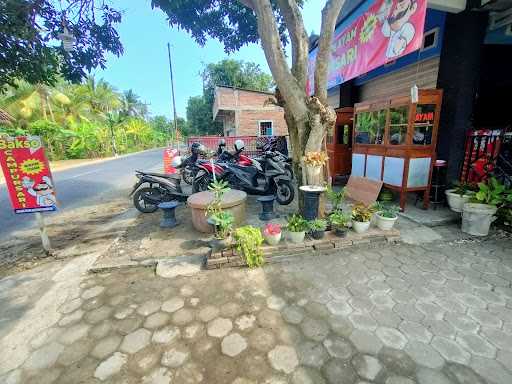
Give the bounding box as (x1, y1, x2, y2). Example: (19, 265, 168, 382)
(130, 170, 188, 213)
(193, 149, 295, 205)
(181, 142, 205, 184)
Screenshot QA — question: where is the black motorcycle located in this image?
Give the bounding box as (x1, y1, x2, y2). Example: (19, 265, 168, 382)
(193, 151, 295, 205)
(130, 170, 188, 213)
(181, 142, 205, 184)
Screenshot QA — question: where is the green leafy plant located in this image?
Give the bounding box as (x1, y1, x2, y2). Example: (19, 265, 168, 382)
(326, 186, 345, 211)
(234, 226, 264, 268)
(286, 214, 308, 232)
(329, 210, 350, 229)
(452, 181, 477, 197)
(374, 202, 400, 218)
(209, 211, 234, 240)
(206, 179, 230, 217)
(308, 218, 327, 231)
(351, 203, 375, 223)
(471, 177, 508, 206)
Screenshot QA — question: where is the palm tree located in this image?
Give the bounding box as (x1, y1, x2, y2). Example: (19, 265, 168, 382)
(121, 89, 148, 119)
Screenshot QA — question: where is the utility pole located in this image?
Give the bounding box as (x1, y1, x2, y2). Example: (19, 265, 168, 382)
(167, 43, 179, 148)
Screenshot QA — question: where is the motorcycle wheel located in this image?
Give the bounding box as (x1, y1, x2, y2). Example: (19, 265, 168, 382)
(276, 179, 295, 205)
(133, 187, 160, 213)
(192, 172, 212, 193)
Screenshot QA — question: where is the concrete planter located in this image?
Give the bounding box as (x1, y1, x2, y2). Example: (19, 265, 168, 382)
(445, 189, 472, 213)
(375, 212, 398, 231)
(462, 203, 497, 236)
(352, 221, 371, 234)
(287, 231, 306, 243)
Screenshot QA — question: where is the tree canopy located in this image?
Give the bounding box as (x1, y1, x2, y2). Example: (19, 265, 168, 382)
(187, 59, 274, 135)
(0, 0, 123, 88)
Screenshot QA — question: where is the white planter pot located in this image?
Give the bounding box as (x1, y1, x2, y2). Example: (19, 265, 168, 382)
(305, 166, 322, 186)
(287, 231, 306, 243)
(264, 232, 282, 246)
(445, 189, 472, 213)
(375, 212, 398, 231)
(352, 220, 370, 234)
(462, 203, 497, 236)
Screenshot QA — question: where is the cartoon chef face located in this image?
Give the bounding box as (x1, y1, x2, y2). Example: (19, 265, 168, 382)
(388, 0, 417, 32)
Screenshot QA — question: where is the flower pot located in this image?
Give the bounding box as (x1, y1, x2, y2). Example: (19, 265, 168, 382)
(375, 212, 398, 231)
(445, 189, 472, 213)
(305, 166, 322, 186)
(334, 227, 347, 237)
(288, 230, 306, 243)
(264, 232, 282, 246)
(310, 230, 325, 240)
(462, 203, 497, 236)
(352, 220, 370, 234)
(209, 236, 233, 252)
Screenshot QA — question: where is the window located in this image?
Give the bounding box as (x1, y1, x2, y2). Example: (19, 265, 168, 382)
(389, 106, 409, 145)
(421, 28, 438, 51)
(413, 104, 435, 145)
(355, 110, 386, 145)
(259, 121, 273, 136)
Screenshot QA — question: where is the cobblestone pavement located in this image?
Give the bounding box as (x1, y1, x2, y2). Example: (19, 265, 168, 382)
(1, 237, 512, 384)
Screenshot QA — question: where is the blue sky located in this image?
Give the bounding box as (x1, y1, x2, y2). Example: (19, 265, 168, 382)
(95, 1, 325, 119)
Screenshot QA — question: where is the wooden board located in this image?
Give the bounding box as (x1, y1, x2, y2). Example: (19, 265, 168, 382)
(345, 176, 383, 206)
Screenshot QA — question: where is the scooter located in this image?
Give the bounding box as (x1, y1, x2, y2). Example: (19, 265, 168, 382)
(193, 146, 295, 205)
(130, 170, 188, 213)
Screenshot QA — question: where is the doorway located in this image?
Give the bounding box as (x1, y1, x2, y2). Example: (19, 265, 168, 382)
(327, 107, 353, 178)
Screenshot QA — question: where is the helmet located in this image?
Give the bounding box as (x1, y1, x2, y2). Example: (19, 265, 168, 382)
(171, 155, 182, 168)
(190, 142, 202, 154)
(218, 139, 226, 146)
(234, 139, 245, 152)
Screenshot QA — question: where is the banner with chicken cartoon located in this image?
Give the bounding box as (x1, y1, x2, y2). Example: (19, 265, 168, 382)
(0, 136, 57, 213)
(307, 0, 427, 95)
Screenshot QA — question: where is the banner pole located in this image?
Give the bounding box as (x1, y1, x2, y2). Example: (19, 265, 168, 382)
(35, 212, 52, 254)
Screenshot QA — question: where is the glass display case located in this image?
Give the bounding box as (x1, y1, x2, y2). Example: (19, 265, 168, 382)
(352, 89, 443, 210)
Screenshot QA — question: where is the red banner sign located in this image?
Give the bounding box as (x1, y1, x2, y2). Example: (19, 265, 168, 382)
(307, 0, 427, 94)
(0, 136, 57, 214)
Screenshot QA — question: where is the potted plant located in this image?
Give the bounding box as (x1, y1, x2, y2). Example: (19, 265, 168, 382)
(462, 177, 509, 236)
(234, 226, 264, 268)
(262, 223, 282, 245)
(351, 203, 374, 234)
(329, 210, 350, 237)
(286, 214, 308, 243)
(302, 151, 328, 186)
(308, 219, 327, 240)
(374, 202, 400, 231)
(206, 179, 233, 249)
(445, 182, 477, 213)
(326, 186, 345, 213)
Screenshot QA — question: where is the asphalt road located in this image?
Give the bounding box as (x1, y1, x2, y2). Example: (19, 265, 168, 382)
(0, 149, 164, 241)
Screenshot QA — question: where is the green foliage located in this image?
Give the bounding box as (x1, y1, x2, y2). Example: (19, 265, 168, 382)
(308, 219, 327, 231)
(0, 77, 168, 160)
(452, 182, 477, 197)
(234, 226, 265, 268)
(471, 177, 509, 206)
(329, 210, 350, 229)
(351, 203, 375, 223)
(326, 186, 345, 211)
(150, 1, 305, 53)
(206, 179, 231, 227)
(286, 214, 308, 232)
(209, 211, 234, 240)
(186, 95, 222, 135)
(0, 1, 123, 87)
(374, 202, 400, 219)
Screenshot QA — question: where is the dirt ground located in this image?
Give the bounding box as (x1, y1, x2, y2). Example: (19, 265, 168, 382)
(0, 198, 132, 278)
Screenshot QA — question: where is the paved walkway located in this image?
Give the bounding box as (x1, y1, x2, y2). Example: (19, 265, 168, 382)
(1, 235, 512, 383)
